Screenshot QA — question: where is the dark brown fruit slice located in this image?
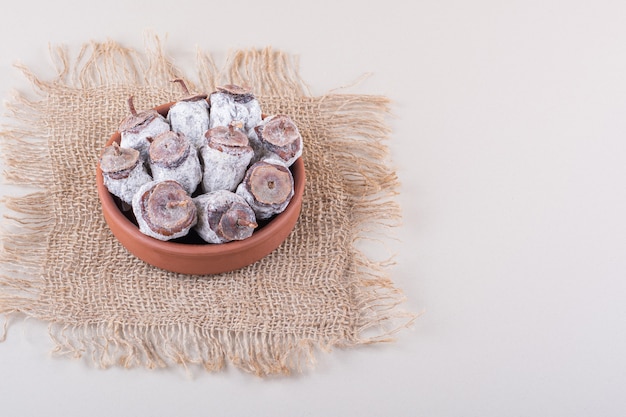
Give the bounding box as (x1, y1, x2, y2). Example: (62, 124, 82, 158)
(246, 162, 293, 206)
(215, 84, 255, 103)
(205, 125, 252, 156)
(256, 115, 302, 161)
(148, 131, 190, 169)
(217, 202, 258, 241)
(99, 142, 140, 179)
(140, 181, 196, 236)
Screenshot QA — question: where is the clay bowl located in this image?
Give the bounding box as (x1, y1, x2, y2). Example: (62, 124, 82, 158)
(96, 102, 305, 275)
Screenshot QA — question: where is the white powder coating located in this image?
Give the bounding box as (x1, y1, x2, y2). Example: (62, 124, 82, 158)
(268, 147, 302, 168)
(120, 117, 171, 161)
(103, 162, 152, 205)
(254, 115, 303, 167)
(200, 145, 253, 193)
(208, 92, 262, 133)
(149, 148, 202, 195)
(245, 128, 265, 165)
(193, 190, 254, 244)
(235, 159, 294, 220)
(131, 180, 197, 241)
(167, 100, 210, 149)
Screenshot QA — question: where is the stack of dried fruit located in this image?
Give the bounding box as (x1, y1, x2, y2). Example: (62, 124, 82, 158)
(99, 81, 303, 243)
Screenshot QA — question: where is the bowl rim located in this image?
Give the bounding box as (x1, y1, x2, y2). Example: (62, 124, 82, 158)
(95, 101, 305, 261)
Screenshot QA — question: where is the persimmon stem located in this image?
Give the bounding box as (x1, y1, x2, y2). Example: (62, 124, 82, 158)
(127, 96, 137, 116)
(172, 78, 190, 95)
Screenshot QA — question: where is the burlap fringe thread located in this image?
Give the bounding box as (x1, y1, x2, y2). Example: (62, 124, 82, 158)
(0, 37, 413, 376)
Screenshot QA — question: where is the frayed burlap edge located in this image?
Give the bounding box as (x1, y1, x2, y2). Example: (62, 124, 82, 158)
(0, 36, 414, 376)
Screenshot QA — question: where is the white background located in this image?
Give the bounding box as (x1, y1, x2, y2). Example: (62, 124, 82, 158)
(1, 1, 625, 416)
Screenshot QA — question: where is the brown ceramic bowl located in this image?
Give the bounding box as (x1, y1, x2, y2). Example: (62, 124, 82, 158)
(96, 102, 305, 275)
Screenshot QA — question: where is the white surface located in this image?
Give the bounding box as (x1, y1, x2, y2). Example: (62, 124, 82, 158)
(1, 1, 626, 416)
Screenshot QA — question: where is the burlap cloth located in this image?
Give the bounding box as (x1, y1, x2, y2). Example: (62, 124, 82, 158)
(0, 39, 411, 376)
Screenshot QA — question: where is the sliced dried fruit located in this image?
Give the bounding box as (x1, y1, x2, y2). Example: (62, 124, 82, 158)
(194, 190, 257, 244)
(167, 79, 210, 149)
(254, 114, 303, 166)
(148, 131, 202, 195)
(132, 180, 197, 241)
(200, 124, 254, 193)
(100, 142, 152, 205)
(208, 84, 262, 133)
(236, 159, 294, 220)
(216, 84, 255, 103)
(119, 96, 170, 160)
(100, 142, 140, 178)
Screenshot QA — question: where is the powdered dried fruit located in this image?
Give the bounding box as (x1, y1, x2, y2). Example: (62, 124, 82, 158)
(167, 79, 210, 149)
(132, 180, 197, 241)
(100, 142, 152, 205)
(253, 114, 303, 166)
(119, 96, 170, 160)
(200, 123, 254, 193)
(102, 90, 303, 244)
(194, 190, 257, 244)
(148, 131, 202, 195)
(208, 84, 262, 134)
(254, 114, 302, 166)
(236, 159, 294, 220)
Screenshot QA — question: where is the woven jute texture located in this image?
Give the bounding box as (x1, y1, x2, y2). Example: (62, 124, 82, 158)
(0, 38, 410, 376)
